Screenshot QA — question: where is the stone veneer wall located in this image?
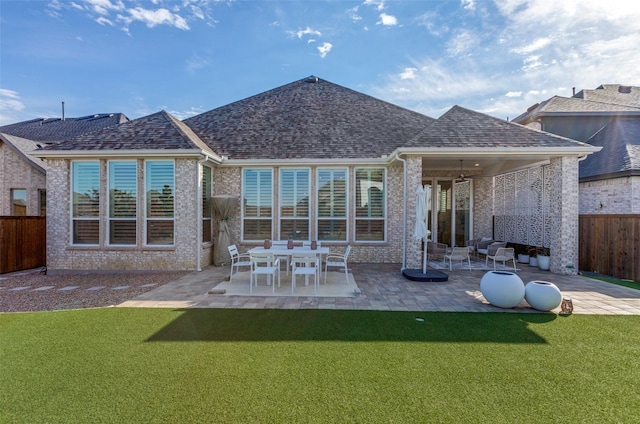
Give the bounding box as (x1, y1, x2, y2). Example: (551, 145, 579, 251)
(46, 158, 200, 273)
(0, 143, 46, 215)
(579, 176, 640, 214)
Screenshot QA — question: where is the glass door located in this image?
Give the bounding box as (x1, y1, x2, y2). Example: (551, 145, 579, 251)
(455, 180, 471, 247)
(436, 180, 452, 245)
(424, 178, 472, 247)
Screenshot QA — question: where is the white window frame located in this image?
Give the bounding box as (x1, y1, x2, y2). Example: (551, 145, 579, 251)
(354, 167, 387, 242)
(279, 168, 311, 241)
(107, 160, 138, 246)
(202, 165, 212, 244)
(144, 160, 175, 247)
(316, 167, 348, 242)
(241, 168, 273, 241)
(70, 160, 100, 246)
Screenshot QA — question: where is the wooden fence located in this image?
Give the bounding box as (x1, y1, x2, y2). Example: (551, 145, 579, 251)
(0, 216, 46, 274)
(579, 214, 639, 282)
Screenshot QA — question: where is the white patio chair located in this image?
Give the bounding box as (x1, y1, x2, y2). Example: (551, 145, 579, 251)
(291, 252, 320, 294)
(486, 247, 516, 271)
(249, 252, 280, 294)
(444, 246, 472, 271)
(324, 245, 352, 285)
(227, 244, 251, 282)
(271, 240, 291, 275)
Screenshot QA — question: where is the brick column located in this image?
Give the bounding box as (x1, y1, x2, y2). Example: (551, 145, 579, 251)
(548, 156, 579, 275)
(405, 156, 423, 269)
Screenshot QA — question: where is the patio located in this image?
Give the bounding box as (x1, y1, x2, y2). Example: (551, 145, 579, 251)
(119, 263, 640, 315)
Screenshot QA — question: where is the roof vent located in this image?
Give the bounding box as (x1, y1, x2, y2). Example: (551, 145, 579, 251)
(619, 85, 632, 94)
(305, 75, 319, 83)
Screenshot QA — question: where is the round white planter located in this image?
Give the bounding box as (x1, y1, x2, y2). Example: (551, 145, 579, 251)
(525, 280, 562, 311)
(480, 271, 525, 308)
(518, 254, 530, 264)
(537, 255, 551, 271)
(529, 257, 538, 267)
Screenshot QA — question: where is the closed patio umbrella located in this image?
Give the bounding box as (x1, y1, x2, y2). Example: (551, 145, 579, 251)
(413, 185, 429, 274)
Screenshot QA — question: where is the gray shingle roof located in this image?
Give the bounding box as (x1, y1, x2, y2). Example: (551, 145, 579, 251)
(0, 113, 129, 143)
(513, 96, 640, 123)
(406, 105, 592, 148)
(574, 84, 640, 108)
(183, 76, 436, 159)
(41, 110, 215, 154)
(579, 119, 640, 180)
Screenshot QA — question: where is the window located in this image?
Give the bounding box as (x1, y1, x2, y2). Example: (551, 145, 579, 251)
(317, 168, 347, 241)
(108, 161, 137, 245)
(39, 189, 46, 216)
(279, 168, 310, 240)
(71, 161, 100, 245)
(243, 169, 272, 240)
(145, 160, 175, 246)
(202, 165, 212, 243)
(355, 168, 385, 241)
(11, 189, 27, 216)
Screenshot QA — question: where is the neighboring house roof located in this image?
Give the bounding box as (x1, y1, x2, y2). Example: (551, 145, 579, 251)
(513, 96, 640, 124)
(184, 76, 437, 160)
(406, 105, 593, 149)
(574, 84, 640, 108)
(0, 133, 48, 173)
(38, 110, 217, 157)
(579, 119, 640, 180)
(0, 113, 129, 143)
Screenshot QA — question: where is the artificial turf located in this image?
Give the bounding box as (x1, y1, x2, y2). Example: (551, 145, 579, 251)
(1, 308, 639, 423)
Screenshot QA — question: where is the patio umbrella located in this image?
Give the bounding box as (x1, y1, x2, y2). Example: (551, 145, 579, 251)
(212, 195, 238, 266)
(413, 185, 429, 273)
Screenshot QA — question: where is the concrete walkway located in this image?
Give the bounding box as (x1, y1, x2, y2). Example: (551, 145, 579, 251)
(119, 263, 640, 315)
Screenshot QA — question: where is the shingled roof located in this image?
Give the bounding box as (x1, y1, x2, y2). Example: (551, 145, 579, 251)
(40, 110, 215, 155)
(574, 84, 640, 108)
(513, 96, 640, 124)
(184, 76, 436, 159)
(0, 113, 129, 143)
(405, 105, 592, 148)
(579, 119, 640, 180)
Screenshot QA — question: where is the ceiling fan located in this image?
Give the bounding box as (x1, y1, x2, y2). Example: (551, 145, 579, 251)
(456, 160, 467, 182)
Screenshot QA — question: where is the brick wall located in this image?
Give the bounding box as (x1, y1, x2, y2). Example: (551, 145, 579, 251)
(579, 176, 640, 214)
(46, 158, 202, 273)
(0, 143, 46, 216)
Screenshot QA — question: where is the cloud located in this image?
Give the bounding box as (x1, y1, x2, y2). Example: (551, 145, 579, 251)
(0, 89, 26, 125)
(377, 13, 397, 26)
(185, 54, 211, 74)
(399, 68, 417, 80)
(363, 0, 386, 11)
(318, 42, 333, 58)
(461, 0, 476, 10)
(376, 0, 640, 119)
(291, 26, 322, 39)
(124, 7, 189, 30)
(48, 0, 202, 32)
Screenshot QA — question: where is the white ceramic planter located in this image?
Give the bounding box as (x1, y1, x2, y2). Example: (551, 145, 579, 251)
(529, 257, 538, 267)
(480, 271, 525, 308)
(537, 255, 550, 271)
(525, 280, 562, 311)
(517, 254, 530, 264)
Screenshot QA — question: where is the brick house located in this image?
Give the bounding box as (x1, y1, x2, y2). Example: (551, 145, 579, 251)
(35, 76, 599, 275)
(513, 84, 640, 214)
(1, 113, 128, 216)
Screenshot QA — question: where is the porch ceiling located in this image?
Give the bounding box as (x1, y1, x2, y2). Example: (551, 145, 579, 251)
(420, 156, 551, 177)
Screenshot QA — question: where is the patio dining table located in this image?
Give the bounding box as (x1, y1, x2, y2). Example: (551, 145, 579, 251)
(248, 245, 330, 279)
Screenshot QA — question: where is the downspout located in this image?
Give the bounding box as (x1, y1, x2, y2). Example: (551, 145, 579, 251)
(394, 153, 407, 270)
(196, 157, 207, 272)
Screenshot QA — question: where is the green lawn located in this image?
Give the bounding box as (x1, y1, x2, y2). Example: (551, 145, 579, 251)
(2, 308, 640, 423)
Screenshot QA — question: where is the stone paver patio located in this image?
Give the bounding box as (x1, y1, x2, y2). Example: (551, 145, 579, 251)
(119, 262, 640, 315)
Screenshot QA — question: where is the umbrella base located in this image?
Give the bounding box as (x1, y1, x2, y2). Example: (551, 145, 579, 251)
(402, 269, 448, 282)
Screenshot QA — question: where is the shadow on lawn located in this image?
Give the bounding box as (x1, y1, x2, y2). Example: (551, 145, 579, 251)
(146, 309, 554, 343)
